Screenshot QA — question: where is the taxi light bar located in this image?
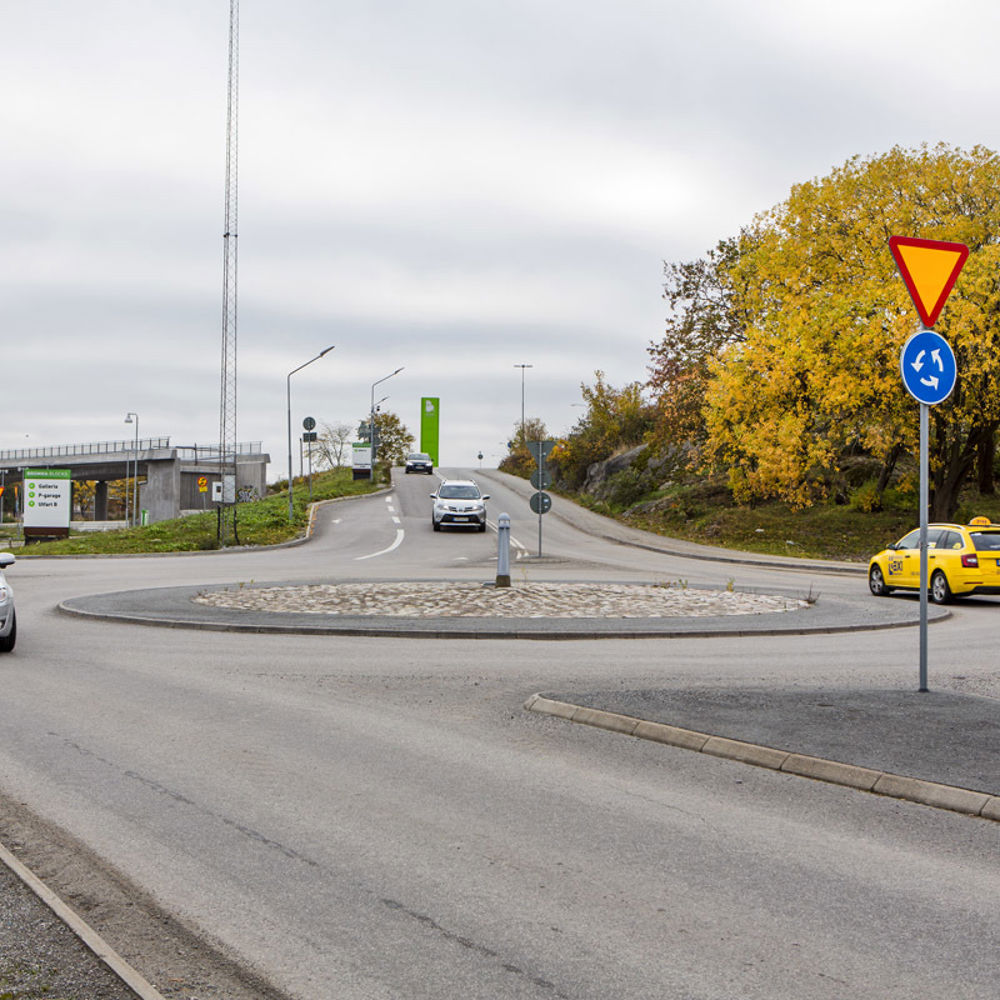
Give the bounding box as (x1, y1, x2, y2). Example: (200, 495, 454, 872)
(962, 553, 979, 568)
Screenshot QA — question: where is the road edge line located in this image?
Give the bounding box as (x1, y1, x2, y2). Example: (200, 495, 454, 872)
(524, 694, 1000, 821)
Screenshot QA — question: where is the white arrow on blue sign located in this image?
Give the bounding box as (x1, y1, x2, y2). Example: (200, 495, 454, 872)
(899, 329, 957, 406)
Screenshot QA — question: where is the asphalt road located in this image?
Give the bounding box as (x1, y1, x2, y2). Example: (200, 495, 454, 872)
(2, 468, 999, 999)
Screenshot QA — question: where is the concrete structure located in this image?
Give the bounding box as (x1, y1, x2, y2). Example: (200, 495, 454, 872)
(0, 439, 269, 524)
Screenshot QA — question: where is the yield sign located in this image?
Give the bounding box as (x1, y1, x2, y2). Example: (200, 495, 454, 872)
(889, 235, 969, 328)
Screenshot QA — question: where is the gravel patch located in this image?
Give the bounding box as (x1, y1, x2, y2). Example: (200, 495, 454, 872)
(193, 582, 809, 619)
(0, 860, 135, 1000)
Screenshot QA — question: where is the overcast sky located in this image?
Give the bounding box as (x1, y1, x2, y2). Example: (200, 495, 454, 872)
(4, 1, 999, 475)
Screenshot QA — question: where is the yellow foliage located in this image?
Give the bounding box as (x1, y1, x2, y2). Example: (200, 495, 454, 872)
(704, 143, 1000, 508)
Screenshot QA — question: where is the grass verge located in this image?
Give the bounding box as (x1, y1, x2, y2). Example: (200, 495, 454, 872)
(567, 479, 1000, 563)
(5, 469, 381, 555)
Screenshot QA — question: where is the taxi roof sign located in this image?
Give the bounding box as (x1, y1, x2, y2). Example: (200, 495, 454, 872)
(889, 235, 969, 328)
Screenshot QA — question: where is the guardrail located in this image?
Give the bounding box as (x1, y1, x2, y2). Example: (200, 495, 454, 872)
(0, 438, 171, 461)
(173, 442, 263, 460)
(0, 440, 263, 463)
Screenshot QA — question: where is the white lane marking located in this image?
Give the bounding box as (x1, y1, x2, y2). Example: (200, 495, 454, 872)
(355, 528, 405, 561)
(484, 517, 529, 557)
(392, 516, 401, 524)
(510, 534, 530, 558)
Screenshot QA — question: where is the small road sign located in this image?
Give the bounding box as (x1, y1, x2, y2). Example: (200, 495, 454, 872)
(530, 469, 552, 490)
(526, 440, 556, 463)
(900, 329, 957, 406)
(198, 476, 208, 493)
(302, 416, 316, 431)
(889, 236, 969, 328)
(529, 491, 552, 515)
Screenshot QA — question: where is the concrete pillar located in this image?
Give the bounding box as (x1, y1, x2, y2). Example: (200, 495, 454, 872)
(144, 460, 180, 523)
(95, 481, 109, 521)
(237, 457, 267, 500)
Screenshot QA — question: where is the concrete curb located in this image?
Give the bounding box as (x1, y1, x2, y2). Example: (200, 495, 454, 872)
(0, 838, 166, 1000)
(524, 694, 1000, 821)
(57, 588, 947, 641)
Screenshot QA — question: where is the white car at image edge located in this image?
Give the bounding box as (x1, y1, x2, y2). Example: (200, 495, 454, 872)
(0, 552, 15, 652)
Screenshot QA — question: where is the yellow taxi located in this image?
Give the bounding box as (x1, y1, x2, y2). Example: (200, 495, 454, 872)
(868, 518, 1000, 604)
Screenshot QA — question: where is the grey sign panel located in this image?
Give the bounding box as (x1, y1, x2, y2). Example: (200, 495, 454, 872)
(526, 440, 556, 463)
(529, 491, 552, 514)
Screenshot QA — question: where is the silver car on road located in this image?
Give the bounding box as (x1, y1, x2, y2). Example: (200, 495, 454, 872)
(430, 480, 490, 532)
(0, 553, 16, 652)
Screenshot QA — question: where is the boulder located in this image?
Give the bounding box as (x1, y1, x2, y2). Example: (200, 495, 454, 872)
(582, 445, 648, 495)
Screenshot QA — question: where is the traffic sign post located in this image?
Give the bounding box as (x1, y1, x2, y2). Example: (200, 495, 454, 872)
(527, 440, 555, 556)
(890, 236, 968, 692)
(888, 236, 968, 328)
(529, 491, 551, 514)
(899, 329, 956, 406)
(302, 417, 316, 501)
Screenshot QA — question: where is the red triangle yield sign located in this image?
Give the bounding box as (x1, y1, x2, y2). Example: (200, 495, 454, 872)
(889, 236, 969, 328)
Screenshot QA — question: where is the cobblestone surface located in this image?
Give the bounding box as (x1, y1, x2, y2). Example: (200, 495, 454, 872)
(193, 582, 809, 619)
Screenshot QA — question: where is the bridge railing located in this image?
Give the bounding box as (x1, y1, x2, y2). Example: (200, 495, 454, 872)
(0, 438, 172, 462)
(0, 440, 265, 465)
(174, 442, 263, 461)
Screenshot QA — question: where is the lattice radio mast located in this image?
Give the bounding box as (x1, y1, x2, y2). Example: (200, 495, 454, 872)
(218, 0, 239, 543)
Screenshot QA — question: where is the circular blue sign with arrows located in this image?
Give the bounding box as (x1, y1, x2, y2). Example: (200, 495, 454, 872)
(900, 329, 957, 405)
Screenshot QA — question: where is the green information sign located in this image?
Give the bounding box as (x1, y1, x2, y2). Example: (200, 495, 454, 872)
(420, 397, 440, 466)
(23, 468, 72, 533)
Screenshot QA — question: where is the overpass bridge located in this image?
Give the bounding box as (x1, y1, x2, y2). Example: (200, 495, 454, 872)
(0, 439, 270, 524)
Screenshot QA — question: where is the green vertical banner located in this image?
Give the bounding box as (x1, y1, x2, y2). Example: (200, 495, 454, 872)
(420, 397, 440, 466)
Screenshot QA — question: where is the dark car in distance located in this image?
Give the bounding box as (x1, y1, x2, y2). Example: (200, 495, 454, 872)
(405, 452, 434, 474)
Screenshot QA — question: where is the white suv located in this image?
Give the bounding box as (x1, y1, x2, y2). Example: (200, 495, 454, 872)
(0, 553, 16, 652)
(431, 480, 490, 532)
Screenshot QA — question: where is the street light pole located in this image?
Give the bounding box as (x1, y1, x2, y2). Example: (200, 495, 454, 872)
(287, 346, 335, 522)
(514, 364, 533, 442)
(124, 412, 138, 527)
(369, 367, 404, 473)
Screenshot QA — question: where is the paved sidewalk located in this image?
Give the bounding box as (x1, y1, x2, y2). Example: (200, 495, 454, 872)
(527, 686, 1000, 816)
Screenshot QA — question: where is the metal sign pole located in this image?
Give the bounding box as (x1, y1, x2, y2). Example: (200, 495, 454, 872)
(538, 451, 544, 557)
(919, 402, 929, 692)
(890, 235, 968, 693)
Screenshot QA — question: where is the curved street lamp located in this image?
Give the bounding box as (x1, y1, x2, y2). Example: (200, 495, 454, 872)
(514, 364, 533, 441)
(287, 346, 335, 521)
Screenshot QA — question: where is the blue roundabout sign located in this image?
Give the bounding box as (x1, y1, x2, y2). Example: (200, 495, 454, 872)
(899, 329, 957, 406)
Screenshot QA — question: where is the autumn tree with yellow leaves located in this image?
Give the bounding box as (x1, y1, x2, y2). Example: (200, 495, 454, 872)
(689, 144, 1000, 519)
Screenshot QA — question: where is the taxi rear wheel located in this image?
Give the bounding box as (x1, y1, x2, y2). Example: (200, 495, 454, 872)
(868, 565, 892, 597)
(930, 570, 953, 605)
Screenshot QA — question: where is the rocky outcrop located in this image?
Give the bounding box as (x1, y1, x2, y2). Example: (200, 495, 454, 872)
(582, 445, 648, 495)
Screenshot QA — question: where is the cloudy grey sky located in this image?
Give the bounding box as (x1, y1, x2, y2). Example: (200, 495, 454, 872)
(4, 1, 998, 474)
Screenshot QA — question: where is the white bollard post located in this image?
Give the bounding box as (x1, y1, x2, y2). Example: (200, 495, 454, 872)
(496, 512, 511, 588)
